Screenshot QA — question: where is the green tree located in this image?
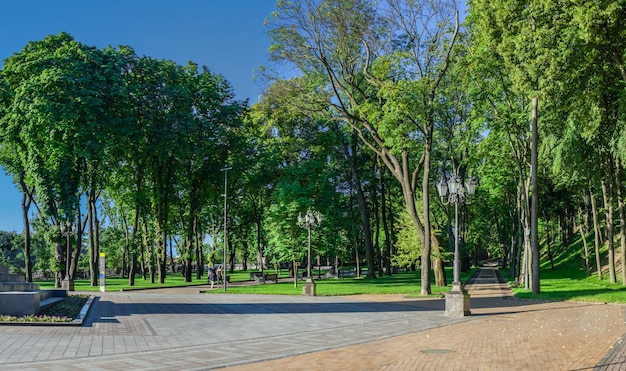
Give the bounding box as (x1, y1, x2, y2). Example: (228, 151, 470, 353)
(266, 0, 461, 293)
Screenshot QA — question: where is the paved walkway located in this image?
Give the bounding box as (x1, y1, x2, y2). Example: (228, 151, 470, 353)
(0, 266, 624, 370)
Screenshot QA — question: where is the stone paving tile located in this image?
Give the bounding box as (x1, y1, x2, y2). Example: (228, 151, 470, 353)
(228, 267, 626, 371)
(0, 267, 625, 370)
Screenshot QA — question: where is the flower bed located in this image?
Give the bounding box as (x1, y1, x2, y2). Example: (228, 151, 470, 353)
(0, 294, 89, 323)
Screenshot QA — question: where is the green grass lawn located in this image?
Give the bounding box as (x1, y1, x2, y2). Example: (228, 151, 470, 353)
(37, 273, 208, 291)
(213, 268, 477, 296)
(508, 233, 626, 304)
(509, 267, 626, 304)
(36, 267, 477, 297)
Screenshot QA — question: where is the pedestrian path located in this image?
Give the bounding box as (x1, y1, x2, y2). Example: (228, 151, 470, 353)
(230, 265, 626, 371)
(0, 266, 624, 370)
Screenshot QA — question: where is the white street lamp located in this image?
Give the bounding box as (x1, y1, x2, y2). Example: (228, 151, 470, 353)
(437, 172, 476, 317)
(298, 208, 322, 296)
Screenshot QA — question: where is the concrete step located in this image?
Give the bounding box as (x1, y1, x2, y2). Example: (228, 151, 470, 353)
(39, 296, 66, 312)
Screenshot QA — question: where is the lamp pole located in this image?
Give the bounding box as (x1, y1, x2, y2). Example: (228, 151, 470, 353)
(221, 165, 231, 292)
(60, 219, 76, 291)
(298, 208, 321, 296)
(437, 173, 476, 317)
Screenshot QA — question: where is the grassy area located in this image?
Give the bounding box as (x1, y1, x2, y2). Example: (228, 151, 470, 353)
(37, 274, 208, 291)
(509, 233, 626, 304)
(36, 267, 477, 296)
(207, 268, 477, 296)
(512, 271, 626, 303)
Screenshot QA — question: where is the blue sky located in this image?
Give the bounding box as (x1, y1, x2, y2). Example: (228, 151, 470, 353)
(0, 0, 277, 232)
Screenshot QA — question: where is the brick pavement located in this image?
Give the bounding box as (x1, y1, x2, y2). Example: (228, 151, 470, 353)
(228, 266, 626, 371)
(0, 266, 624, 370)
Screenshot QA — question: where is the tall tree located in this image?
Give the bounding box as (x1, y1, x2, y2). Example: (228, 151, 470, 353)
(266, 0, 460, 293)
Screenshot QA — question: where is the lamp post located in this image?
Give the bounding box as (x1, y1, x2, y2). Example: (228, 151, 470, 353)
(60, 220, 76, 291)
(298, 208, 322, 296)
(437, 173, 476, 317)
(221, 165, 231, 292)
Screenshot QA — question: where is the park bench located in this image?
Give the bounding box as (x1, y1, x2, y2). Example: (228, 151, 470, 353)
(263, 273, 278, 283)
(250, 272, 264, 281)
(250, 272, 278, 284)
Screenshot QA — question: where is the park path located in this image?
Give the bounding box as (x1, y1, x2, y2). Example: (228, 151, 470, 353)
(0, 265, 624, 370)
(229, 264, 626, 371)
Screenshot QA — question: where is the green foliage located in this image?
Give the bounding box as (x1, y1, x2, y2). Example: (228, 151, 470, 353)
(0, 32, 248, 285)
(392, 209, 421, 267)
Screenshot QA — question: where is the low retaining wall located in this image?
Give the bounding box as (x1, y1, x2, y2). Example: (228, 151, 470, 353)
(0, 264, 67, 316)
(0, 289, 67, 316)
(0, 282, 40, 292)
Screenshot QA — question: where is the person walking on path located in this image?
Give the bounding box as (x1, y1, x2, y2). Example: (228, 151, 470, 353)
(208, 265, 217, 288)
(217, 265, 223, 285)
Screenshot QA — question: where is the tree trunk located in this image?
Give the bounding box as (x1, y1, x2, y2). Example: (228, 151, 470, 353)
(88, 192, 98, 286)
(577, 207, 591, 276)
(421, 132, 434, 295)
(601, 172, 617, 283)
(381, 168, 392, 276)
(292, 261, 298, 287)
(348, 132, 376, 279)
(432, 233, 446, 287)
(122, 215, 129, 278)
(140, 232, 147, 280)
(615, 158, 626, 285)
(372, 165, 382, 277)
(523, 225, 530, 290)
(396, 151, 429, 292)
(590, 183, 603, 280)
(530, 95, 540, 294)
(185, 237, 193, 282)
(242, 240, 249, 271)
(228, 238, 236, 273)
(194, 214, 203, 280)
(71, 210, 83, 281)
(128, 207, 140, 286)
(143, 220, 154, 283)
(544, 215, 554, 270)
(20, 178, 33, 282)
(169, 236, 175, 273)
(256, 217, 263, 273)
(157, 218, 167, 285)
(494, 212, 508, 271)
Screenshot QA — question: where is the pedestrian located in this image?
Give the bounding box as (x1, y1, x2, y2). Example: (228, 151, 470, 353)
(217, 265, 223, 285)
(208, 265, 217, 288)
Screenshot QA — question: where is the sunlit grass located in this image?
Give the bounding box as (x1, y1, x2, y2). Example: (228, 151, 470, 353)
(37, 273, 208, 291)
(508, 233, 626, 304)
(35, 268, 477, 297)
(510, 269, 626, 304)
(208, 268, 477, 296)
